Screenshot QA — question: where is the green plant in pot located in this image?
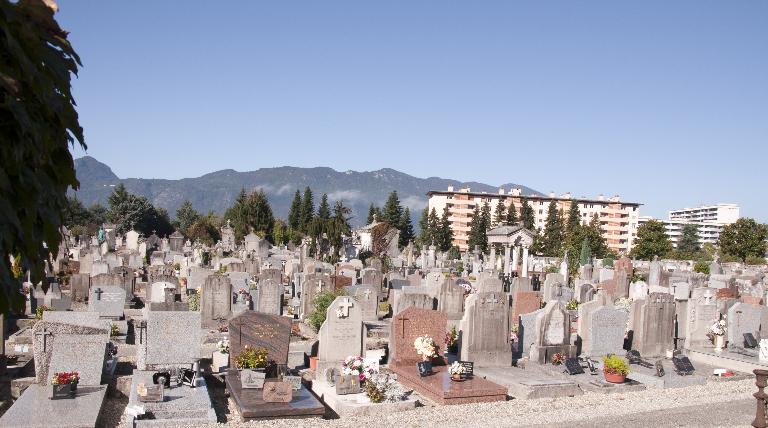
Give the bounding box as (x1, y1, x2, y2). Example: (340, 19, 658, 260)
(235, 346, 271, 372)
(603, 354, 630, 383)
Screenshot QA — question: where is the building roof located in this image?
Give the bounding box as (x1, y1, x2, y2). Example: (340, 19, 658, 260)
(426, 189, 642, 206)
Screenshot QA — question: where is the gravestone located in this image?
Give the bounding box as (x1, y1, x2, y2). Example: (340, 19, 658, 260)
(201, 274, 232, 328)
(361, 268, 383, 288)
(685, 290, 718, 349)
(585, 306, 627, 357)
(300, 273, 332, 317)
(150, 281, 176, 304)
(511, 277, 532, 294)
(437, 281, 464, 320)
(631, 292, 675, 357)
(137, 311, 201, 370)
(317, 297, 364, 378)
(48, 335, 109, 386)
(461, 292, 512, 366)
(392, 291, 433, 315)
(256, 279, 282, 315)
(228, 312, 292, 367)
(259, 268, 282, 283)
(70, 273, 90, 302)
(87, 286, 125, 319)
(511, 291, 541, 324)
(542, 273, 565, 300)
(32, 321, 109, 385)
(188, 267, 214, 291)
(390, 307, 447, 367)
(629, 281, 648, 300)
(648, 256, 662, 286)
(91, 260, 109, 277)
(728, 303, 766, 348)
(529, 301, 575, 364)
(352, 284, 379, 322)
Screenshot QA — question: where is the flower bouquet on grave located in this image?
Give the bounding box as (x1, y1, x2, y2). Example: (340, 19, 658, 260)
(707, 316, 727, 350)
(444, 326, 459, 355)
(551, 353, 565, 366)
(414, 335, 437, 362)
(51, 371, 79, 399)
(341, 356, 379, 383)
(448, 362, 467, 381)
(364, 373, 408, 403)
(217, 339, 230, 354)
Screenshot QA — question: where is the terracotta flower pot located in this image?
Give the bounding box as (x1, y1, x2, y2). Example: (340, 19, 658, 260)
(604, 371, 626, 384)
(309, 356, 318, 371)
(450, 374, 463, 382)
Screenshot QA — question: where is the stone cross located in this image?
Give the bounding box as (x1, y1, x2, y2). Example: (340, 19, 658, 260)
(94, 287, 104, 301)
(363, 289, 372, 300)
(338, 298, 353, 318)
(484, 294, 499, 305)
(703, 291, 713, 305)
(35, 328, 52, 352)
(137, 321, 147, 344)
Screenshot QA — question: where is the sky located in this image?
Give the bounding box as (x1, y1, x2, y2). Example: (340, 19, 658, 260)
(58, 1, 768, 221)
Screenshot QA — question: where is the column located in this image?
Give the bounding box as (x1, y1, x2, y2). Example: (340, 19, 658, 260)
(521, 245, 529, 278)
(503, 244, 511, 276)
(511, 245, 519, 274)
(489, 245, 496, 271)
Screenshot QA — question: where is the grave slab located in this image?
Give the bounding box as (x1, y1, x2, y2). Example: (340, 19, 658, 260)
(127, 370, 216, 427)
(389, 365, 507, 405)
(474, 366, 583, 400)
(310, 380, 418, 417)
(225, 369, 325, 420)
(0, 384, 107, 428)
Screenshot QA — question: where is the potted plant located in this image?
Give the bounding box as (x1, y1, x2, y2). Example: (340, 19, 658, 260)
(51, 371, 79, 399)
(603, 355, 630, 384)
(708, 316, 727, 351)
(444, 327, 459, 364)
(341, 356, 378, 383)
(234, 346, 270, 372)
(448, 362, 466, 381)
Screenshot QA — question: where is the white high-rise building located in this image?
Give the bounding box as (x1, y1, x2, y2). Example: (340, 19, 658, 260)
(639, 204, 740, 247)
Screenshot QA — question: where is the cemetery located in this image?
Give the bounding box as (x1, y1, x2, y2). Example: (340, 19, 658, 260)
(0, 212, 766, 428)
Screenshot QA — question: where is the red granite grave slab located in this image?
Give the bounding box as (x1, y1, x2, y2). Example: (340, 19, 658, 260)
(742, 296, 763, 306)
(334, 275, 353, 290)
(225, 370, 325, 420)
(391, 308, 447, 366)
(389, 365, 507, 405)
(511, 291, 541, 324)
(717, 288, 738, 299)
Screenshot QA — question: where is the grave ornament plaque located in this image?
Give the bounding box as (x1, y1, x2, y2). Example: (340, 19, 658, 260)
(744, 333, 759, 349)
(263, 381, 293, 403)
(564, 358, 585, 375)
(672, 356, 695, 375)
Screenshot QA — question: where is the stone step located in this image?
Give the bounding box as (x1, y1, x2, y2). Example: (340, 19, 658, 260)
(136, 416, 215, 427)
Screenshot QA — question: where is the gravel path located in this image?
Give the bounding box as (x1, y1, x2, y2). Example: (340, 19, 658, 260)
(105, 378, 757, 427)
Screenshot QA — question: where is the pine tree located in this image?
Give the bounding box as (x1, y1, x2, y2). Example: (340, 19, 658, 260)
(300, 187, 314, 233)
(224, 189, 275, 242)
(287, 190, 302, 230)
(520, 199, 535, 230)
(417, 206, 430, 246)
(367, 203, 378, 224)
(317, 194, 330, 221)
(481, 201, 492, 231)
(541, 202, 564, 256)
(579, 237, 591, 266)
(427, 208, 441, 246)
(467, 205, 488, 253)
(677, 224, 701, 257)
(436, 206, 454, 252)
(565, 202, 581, 238)
(398, 207, 415, 248)
(506, 200, 518, 224)
(493, 201, 506, 227)
(381, 191, 403, 226)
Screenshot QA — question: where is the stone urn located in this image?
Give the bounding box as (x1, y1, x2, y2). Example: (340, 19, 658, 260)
(714, 335, 725, 352)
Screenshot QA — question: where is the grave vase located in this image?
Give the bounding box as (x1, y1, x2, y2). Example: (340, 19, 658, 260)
(603, 371, 626, 384)
(714, 335, 725, 352)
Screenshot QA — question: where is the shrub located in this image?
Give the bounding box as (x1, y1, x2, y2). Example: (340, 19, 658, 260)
(35, 306, 54, 320)
(603, 354, 630, 376)
(234, 346, 269, 369)
(565, 299, 578, 310)
(188, 289, 201, 311)
(306, 290, 345, 332)
(693, 260, 709, 275)
(110, 324, 119, 337)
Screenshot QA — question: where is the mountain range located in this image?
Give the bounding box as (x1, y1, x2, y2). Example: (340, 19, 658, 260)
(71, 156, 542, 227)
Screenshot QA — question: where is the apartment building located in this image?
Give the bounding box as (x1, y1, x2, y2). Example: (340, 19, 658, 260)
(426, 186, 642, 254)
(639, 203, 740, 247)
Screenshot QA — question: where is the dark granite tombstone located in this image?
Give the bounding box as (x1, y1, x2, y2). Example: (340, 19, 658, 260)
(228, 312, 291, 368)
(225, 370, 325, 421)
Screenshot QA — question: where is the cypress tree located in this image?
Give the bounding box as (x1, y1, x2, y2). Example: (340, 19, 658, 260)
(399, 207, 415, 248)
(300, 187, 314, 233)
(382, 191, 403, 226)
(287, 190, 302, 230)
(541, 201, 564, 256)
(520, 199, 535, 230)
(493, 201, 506, 227)
(506, 200, 518, 224)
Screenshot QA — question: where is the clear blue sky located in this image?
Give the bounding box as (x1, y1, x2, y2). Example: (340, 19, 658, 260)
(58, 1, 767, 221)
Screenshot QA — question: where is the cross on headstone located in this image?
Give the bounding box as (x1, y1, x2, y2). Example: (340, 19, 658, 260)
(399, 316, 410, 338)
(363, 289, 372, 300)
(94, 287, 104, 301)
(556, 284, 563, 297)
(703, 292, 713, 305)
(485, 294, 499, 305)
(35, 328, 53, 352)
(338, 298, 353, 317)
(137, 320, 147, 344)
